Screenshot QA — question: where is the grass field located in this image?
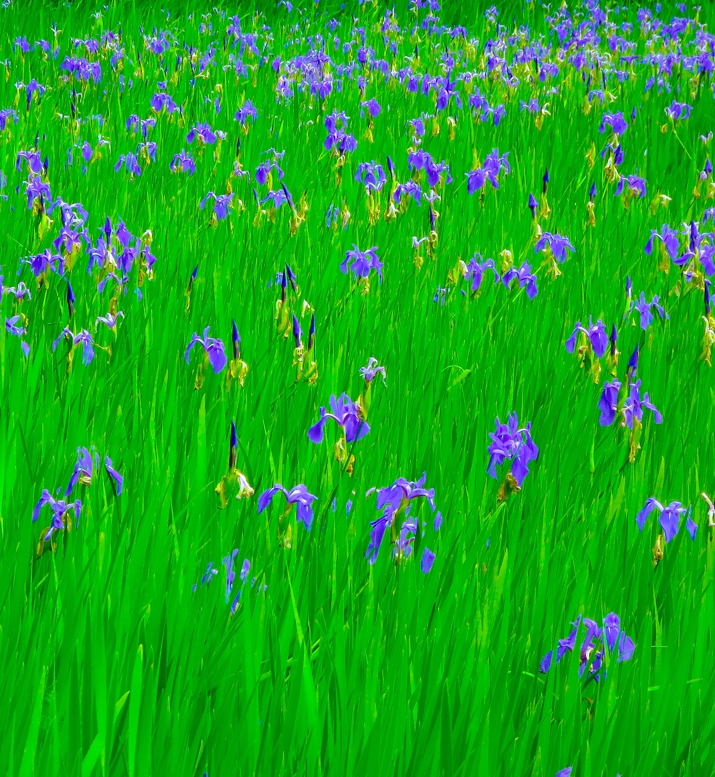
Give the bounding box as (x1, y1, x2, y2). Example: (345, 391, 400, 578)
(1, 1, 715, 775)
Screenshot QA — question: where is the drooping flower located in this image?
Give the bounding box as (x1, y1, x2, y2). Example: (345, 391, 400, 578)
(200, 191, 234, 221)
(33, 489, 82, 543)
(597, 380, 621, 426)
(365, 473, 436, 564)
(340, 245, 383, 281)
(630, 292, 667, 330)
(170, 150, 196, 175)
(307, 393, 369, 444)
(535, 231, 575, 263)
(52, 327, 95, 365)
(622, 379, 663, 429)
(257, 484, 317, 531)
(565, 318, 608, 358)
(359, 357, 386, 385)
(186, 122, 218, 144)
(539, 613, 635, 682)
(420, 547, 436, 574)
(636, 498, 692, 542)
(105, 457, 123, 495)
(487, 413, 539, 490)
(501, 262, 538, 299)
(644, 224, 680, 262)
(185, 327, 227, 373)
(464, 255, 499, 292)
(599, 111, 629, 136)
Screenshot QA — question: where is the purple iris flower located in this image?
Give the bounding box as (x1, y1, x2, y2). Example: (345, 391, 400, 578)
(151, 92, 179, 113)
(665, 100, 692, 120)
(420, 547, 436, 574)
(393, 180, 423, 205)
(307, 394, 369, 444)
(360, 98, 381, 118)
(630, 292, 667, 330)
(97, 311, 124, 330)
(466, 167, 498, 193)
(170, 150, 196, 175)
(360, 357, 386, 384)
(555, 768, 573, 777)
(66, 447, 96, 495)
(234, 99, 257, 125)
(465, 255, 499, 291)
(105, 456, 123, 495)
(599, 112, 628, 135)
(355, 161, 386, 192)
(365, 473, 436, 564)
(623, 379, 663, 429)
(644, 224, 680, 261)
(185, 327, 227, 373)
(487, 413, 539, 487)
(565, 318, 608, 357)
(540, 613, 635, 681)
(52, 328, 95, 365)
(699, 159, 713, 181)
(187, 122, 218, 144)
(5, 315, 26, 337)
(636, 498, 691, 542)
(598, 380, 621, 426)
(25, 176, 52, 210)
(502, 262, 538, 299)
(33, 490, 82, 541)
(615, 175, 647, 199)
(257, 484, 317, 531)
(114, 153, 141, 176)
(260, 190, 289, 209)
(200, 191, 234, 220)
(535, 231, 575, 263)
(340, 245, 383, 281)
(528, 193, 538, 218)
(255, 160, 284, 186)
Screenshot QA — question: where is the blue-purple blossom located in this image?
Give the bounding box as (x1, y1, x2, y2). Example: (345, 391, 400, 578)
(420, 547, 436, 574)
(235, 99, 257, 125)
(52, 328, 95, 365)
(565, 318, 608, 358)
(465, 255, 499, 291)
(308, 394, 369, 444)
(340, 245, 383, 281)
(200, 191, 234, 220)
(599, 111, 628, 135)
(665, 101, 692, 120)
(33, 490, 82, 542)
(487, 413, 539, 487)
(598, 380, 621, 426)
(623, 379, 663, 428)
(360, 357, 386, 384)
(644, 224, 680, 261)
(187, 122, 218, 144)
(535, 232, 575, 263)
(105, 457, 124, 495)
(539, 613, 635, 682)
(502, 262, 538, 299)
(365, 473, 436, 564)
(615, 175, 647, 199)
(170, 150, 196, 175)
(355, 161, 386, 192)
(185, 327, 227, 373)
(257, 484, 317, 531)
(114, 153, 141, 176)
(630, 292, 667, 330)
(636, 498, 693, 542)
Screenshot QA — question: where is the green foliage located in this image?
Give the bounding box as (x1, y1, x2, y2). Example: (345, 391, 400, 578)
(0, 2, 714, 776)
